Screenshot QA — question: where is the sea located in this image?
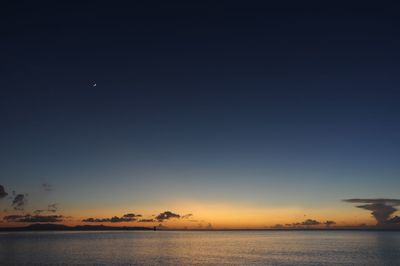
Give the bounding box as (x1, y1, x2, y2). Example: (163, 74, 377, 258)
(1, 230, 400, 265)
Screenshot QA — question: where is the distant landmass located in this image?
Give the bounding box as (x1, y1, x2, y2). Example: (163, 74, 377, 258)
(0, 223, 154, 231)
(1, 224, 400, 231)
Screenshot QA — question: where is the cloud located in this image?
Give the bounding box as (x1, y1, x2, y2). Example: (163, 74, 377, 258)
(357, 204, 396, 225)
(324, 220, 336, 227)
(156, 211, 180, 222)
(181, 214, 193, 219)
(138, 219, 156, 223)
(123, 213, 141, 218)
(88, 212, 182, 223)
(33, 210, 45, 215)
(31, 204, 58, 215)
(82, 213, 141, 223)
(343, 198, 400, 205)
(301, 219, 321, 226)
(387, 216, 400, 224)
(42, 183, 52, 192)
(12, 194, 27, 210)
(48, 204, 58, 213)
(281, 219, 327, 228)
(4, 214, 64, 223)
(344, 198, 400, 225)
(0, 185, 8, 199)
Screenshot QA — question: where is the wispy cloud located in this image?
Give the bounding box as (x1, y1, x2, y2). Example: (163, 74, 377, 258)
(12, 194, 27, 211)
(42, 183, 52, 192)
(33, 209, 45, 215)
(181, 214, 193, 219)
(48, 204, 58, 213)
(32, 204, 58, 215)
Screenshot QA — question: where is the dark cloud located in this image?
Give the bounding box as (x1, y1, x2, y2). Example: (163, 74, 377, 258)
(82, 213, 141, 223)
(12, 194, 27, 210)
(301, 219, 321, 226)
(357, 204, 396, 225)
(48, 204, 58, 213)
(343, 199, 400, 205)
(123, 213, 141, 218)
(156, 211, 180, 222)
(138, 219, 156, 223)
(42, 183, 52, 192)
(387, 216, 400, 224)
(344, 198, 400, 225)
(0, 185, 8, 199)
(282, 219, 326, 228)
(4, 214, 64, 223)
(82, 218, 107, 223)
(32, 204, 58, 214)
(33, 210, 45, 215)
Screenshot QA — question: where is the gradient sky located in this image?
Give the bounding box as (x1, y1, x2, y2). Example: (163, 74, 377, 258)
(1, 1, 400, 228)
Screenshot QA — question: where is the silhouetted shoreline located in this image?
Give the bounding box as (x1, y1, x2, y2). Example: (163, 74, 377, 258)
(0, 224, 153, 231)
(1, 224, 400, 232)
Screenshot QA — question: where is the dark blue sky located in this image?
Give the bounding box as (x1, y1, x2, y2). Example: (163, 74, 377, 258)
(1, 1, 400, 225)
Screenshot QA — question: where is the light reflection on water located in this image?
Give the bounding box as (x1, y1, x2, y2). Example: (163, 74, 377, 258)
(1, 231, 400, 265)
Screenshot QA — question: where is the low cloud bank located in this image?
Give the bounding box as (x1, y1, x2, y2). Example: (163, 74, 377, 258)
(138, 219, 156, 223)
(300, 219, 320, 226)
(84, 211, 185, 224)
(274, 219, 336, 228)
(82, 213, 142, 223)
(12, 194, 27, 210)
(4, 214, 64, 223)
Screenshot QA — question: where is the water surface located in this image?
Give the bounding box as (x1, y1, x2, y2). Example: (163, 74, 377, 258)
(1, 231, 400, 265)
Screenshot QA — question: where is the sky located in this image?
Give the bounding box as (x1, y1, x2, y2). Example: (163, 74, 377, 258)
(1, 1, 400, 228)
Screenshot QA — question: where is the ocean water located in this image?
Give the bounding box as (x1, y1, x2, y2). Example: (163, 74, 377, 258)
(1, 231, 400, 265)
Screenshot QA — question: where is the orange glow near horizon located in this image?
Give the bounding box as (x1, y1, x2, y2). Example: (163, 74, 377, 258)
(1, 202, 378, 228)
